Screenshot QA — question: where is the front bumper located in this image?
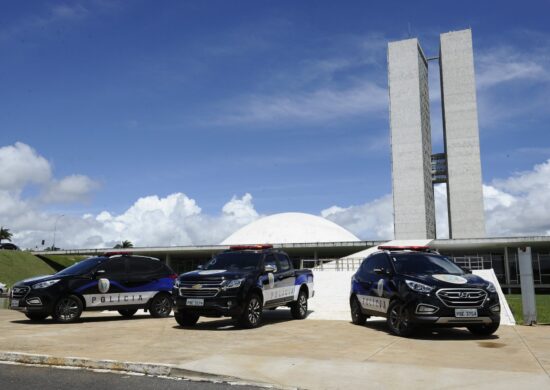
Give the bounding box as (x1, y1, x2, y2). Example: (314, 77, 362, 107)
(405, 291, 501, 326)
(9, 289, 55, 314)
(174, 295, 244, 318)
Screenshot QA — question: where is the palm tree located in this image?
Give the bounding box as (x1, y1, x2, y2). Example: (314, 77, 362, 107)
(114, 240, 134, 249)
(0, 227, 13, 243)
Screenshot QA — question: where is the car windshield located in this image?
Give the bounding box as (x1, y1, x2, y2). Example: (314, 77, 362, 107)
(204, 252, 261, 271)
(56, 257, 105, 276)
(391, 254, 465, 275)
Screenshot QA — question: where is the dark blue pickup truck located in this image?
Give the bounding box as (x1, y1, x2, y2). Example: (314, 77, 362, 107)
(173, 245, 314, 328)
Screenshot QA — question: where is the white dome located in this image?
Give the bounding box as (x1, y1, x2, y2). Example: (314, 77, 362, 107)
(221, 212, 360, 245)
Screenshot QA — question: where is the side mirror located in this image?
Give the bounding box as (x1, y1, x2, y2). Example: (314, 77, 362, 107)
(374, 268, 390, 275)
(264, 264, 277, 273)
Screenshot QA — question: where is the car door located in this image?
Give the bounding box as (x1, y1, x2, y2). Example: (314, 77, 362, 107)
(80, 257, 128, 309)
(275, 253, 296, 303)
(360, 253, 391, 316)
(123, 257, 162, 305)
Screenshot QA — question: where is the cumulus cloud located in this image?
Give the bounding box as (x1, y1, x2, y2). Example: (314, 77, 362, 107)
(321, 194, 394, 240)
(321, 160, 550, 240)
(0, 143, 51, 191)
(43, 175, 100, 203)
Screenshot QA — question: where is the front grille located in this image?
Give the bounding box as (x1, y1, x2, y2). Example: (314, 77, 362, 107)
(436, 288, 487, 308)
(11, 286, 30, 299)
(179, 288, 219, 297)
(179, 279, 223, 298)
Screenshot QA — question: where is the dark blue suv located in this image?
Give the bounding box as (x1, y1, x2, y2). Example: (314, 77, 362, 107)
(350, 246, 500, 337)
(9, 253, 176, 322)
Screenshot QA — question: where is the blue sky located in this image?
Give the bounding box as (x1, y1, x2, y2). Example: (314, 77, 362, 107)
(1, 1, 550, 248)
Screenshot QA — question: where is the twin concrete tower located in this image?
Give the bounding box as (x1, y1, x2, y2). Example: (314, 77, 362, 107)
(388, 29, 485, 239)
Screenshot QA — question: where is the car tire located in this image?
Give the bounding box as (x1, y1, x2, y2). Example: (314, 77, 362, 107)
(387, 300, 415, 337)
(118, 309, 138, 318)
(350, 296, 367, 325)
(238, 293, 263, 328)
(52, 295, 83, 323)
(174, 311, 199, 327)
(25, 313, 49, 321)
(290, 290, 308, 319)
(149, 293, 173, 318)
(467, 322, 500, 336)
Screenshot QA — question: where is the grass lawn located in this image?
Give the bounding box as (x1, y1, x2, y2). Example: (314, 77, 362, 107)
(505, 294, 550, 324)
(0, 251, 56, 287)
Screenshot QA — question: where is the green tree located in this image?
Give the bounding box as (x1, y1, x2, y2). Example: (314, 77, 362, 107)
(0, 227, 13, 243)
(114, 240, 134, 249)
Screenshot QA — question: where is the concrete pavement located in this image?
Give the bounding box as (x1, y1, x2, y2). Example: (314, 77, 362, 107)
(0, 309, 549, 389)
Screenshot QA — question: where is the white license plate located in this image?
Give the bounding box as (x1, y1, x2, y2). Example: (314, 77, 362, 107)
(455, 308, 478, 318)
(186, 298, 204, 307)
(11, 299, 19, 307)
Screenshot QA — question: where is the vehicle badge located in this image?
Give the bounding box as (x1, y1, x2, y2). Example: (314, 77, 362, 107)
(98, 278, 110, 294)
(192, 284, 202, 289)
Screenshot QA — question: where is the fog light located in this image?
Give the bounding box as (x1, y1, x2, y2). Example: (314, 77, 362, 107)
(26, 297, 42, 305)
(415, 304, 438, 314)
(490, 304, 500, 313)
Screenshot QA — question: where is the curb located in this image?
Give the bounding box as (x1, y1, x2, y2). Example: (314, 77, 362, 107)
(0, 351, 284, 389)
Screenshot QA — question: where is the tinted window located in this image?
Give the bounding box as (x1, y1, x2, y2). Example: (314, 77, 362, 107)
(361, 254, 390, 274)
(101, 258, 126, 275)
(277, 254, 291, 271)
(264, 254, 278, 271)
(391, 254, 465, 275)
(127, 258, 158, 275)
(56, 257, 105, 276)
(205, 252, 261, 271)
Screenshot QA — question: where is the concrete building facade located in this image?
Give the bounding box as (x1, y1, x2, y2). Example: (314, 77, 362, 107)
(440, 30, 486, 238)
(388, 38, 436, 239)
(388, 29, 485, 240)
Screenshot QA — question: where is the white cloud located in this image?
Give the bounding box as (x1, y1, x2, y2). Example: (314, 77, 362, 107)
(322, 160, 550, 240)
(321, 194, 394, 240)
(215, 81, 387, 126)
(43, 175, 100, 203)
(0, 143, 51, 191)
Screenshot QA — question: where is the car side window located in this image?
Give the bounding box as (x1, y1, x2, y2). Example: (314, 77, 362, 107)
(277, 254, 291, 271)
(127, 258, 157, 276)
(361, 258, 375, 274)
(100, 258, 126, 276)
(369, 254, 391, 273)
(264, 254, 278, 271)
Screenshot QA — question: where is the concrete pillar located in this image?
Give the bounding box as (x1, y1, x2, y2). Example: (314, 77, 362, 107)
(165, 254, 173, 271)
(518, 247, 537, 325)
(503, 247, 511, 294)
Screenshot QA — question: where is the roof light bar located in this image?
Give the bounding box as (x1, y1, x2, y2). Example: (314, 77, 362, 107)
(229, 244, 273, 251)
(377, 245, 431, 252)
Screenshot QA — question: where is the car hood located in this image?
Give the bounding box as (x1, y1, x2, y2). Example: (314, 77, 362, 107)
(404, 273, 489, 288)
(179, 269, 249, 282)
(14, 274, 66, 287)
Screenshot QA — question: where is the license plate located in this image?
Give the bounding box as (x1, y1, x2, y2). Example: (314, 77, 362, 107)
(11, 299, 19, 307)
(455, 308, 478, 318)
(186, 298, 204, 307)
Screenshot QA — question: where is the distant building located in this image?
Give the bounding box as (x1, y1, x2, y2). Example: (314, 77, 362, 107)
(388, 29, 485, 239)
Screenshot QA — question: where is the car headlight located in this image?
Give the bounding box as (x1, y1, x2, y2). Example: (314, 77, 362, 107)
(486, 282, 497, 293)
(405, 280, 434, 293)
(32, 279, 61, 289)
(225, 278, 244, 289)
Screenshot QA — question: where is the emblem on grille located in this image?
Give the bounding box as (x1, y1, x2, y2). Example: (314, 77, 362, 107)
(192, 284, 202, 289)
(459, 292, 469, 298)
